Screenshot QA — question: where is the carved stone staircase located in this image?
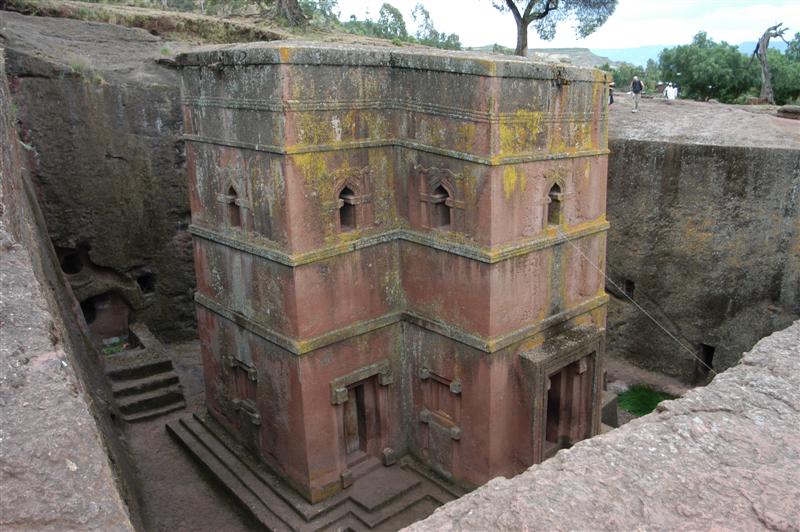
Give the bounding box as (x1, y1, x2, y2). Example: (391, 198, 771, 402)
(167, 411, 464, 531)
(105, 323, 186, 422)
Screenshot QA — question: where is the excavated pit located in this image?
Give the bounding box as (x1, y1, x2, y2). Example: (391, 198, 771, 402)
(2, 9, 799, 531)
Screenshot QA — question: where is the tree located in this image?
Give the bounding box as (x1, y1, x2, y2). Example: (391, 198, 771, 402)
(412, 4, 462, 50)
(768, 46, 800, 105)
(659, 32, 758, 103)
(786, 32, 800, 61)
(492, 0, 618, 57)
(300, 0, 340, 26)
(750, 23, 790, 104)
(377, 3, 408, 40)
(253, 0, 308, 25)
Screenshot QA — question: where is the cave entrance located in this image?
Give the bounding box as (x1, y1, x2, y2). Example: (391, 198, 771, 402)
(80, 291, 131, 342)
(694, 343, 715, 383)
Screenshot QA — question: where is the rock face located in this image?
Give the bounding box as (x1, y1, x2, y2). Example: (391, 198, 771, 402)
(407, 320, 800, 531)
(606, 98, 800, 381)
(1, 49, 134, 531)
(1, 12, 196, 341)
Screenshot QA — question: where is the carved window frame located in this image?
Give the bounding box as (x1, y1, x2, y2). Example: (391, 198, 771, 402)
(335, 182, 371, 233)
(332, 167, 372, 233)
(216, 181, 252, 232)
(416, 164, 465, 232)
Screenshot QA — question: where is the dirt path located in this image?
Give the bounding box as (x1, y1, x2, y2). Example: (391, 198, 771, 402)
(124, 340, 260, 532)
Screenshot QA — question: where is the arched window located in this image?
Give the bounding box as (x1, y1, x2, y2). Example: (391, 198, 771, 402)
(227, 186, 241, 228)
(338, 186, 357, 232)
(431, 185, 451, 229)
(547, 184, 562, 227)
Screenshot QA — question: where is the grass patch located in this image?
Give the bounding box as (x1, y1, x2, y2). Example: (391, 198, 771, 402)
(617, 385, 677, 417)
(102, 339, 131, 356)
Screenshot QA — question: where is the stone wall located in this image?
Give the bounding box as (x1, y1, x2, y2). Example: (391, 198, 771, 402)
(408, 320, 800, 530)
(2, 12, 196, 342)
(0, 48, 136, 531)
(606, 138, 800, 381)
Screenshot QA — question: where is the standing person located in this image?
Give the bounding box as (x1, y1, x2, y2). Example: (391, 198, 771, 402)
(665, 82, 677, 100)
(609, 82, 615, 105)
(630, 76, 644, 112)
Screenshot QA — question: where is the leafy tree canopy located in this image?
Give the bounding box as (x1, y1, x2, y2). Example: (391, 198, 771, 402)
(492, 0, 618, 56)
(657, 31, 800, 104)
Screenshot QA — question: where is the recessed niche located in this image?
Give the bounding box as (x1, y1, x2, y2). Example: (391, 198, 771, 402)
(136, 273, 156, 294)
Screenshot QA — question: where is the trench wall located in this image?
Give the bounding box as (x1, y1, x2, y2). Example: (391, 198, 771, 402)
(0, 49, 138, 530)
(2, 12, 196, 342)
(606, 139, 800, 380)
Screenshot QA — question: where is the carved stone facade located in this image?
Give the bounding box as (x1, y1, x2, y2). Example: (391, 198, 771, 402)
(177, 43, 609, 503)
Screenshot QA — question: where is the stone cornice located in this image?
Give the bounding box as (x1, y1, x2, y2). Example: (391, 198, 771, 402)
(194, 292, 608, 356)
(189, 220, 609, 267)
(176, 42, 608, 83)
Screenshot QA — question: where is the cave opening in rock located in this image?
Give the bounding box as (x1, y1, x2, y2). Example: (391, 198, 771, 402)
(695, 343, 716, 382)
(137, 273, 156, 294)
(60, 250, 83, 274)
(80, 291, 131, 341)
(623, 279, 635, 298)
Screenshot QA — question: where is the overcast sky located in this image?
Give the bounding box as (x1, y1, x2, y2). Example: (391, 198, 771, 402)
(335, 0, 800, 49)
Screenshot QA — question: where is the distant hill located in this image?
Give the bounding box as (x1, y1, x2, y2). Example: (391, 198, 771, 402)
(470, 45, 616, 68)
(527, 47, 615, 68)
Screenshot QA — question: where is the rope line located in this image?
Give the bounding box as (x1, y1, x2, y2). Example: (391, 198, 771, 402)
(556, 228, 717, 376)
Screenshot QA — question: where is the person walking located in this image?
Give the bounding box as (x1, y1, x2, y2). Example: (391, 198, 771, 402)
(609, 81, 615, 105)
(630, 76, 644, 112)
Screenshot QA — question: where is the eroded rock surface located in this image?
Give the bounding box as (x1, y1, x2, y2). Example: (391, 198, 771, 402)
(0, 49, 133, 532)
(1, 11, 196, 341)
(408, 320, 800, 531)
(606, 97, 800, 380)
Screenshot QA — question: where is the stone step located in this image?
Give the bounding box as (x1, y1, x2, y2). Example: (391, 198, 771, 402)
(120, 401, 186, 423)
(106, 355, 173, 381)
(168, 412, 460, 531)
(167, 416, 292, 531)
(189, 413, 353, 524)
(111, 371, 180, 397)
(117, 384, 184, 415)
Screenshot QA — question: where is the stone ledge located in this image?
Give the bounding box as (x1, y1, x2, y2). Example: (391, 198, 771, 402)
(406, 321, 800, 531)
(176, 41, 606, 83)
(189, 219, 610, 267)
(194, 292, 608, 355)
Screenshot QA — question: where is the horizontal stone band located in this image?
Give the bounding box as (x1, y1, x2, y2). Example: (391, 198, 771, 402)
(194, 291, 608, 356)
(189, 220, 610, 267)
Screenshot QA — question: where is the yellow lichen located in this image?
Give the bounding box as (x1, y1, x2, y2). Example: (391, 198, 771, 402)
(499, 109, 543, 156)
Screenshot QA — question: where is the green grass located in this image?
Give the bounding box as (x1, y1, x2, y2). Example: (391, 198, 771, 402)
(617, 385, 677, 417)
(102, 339, 130, 356)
